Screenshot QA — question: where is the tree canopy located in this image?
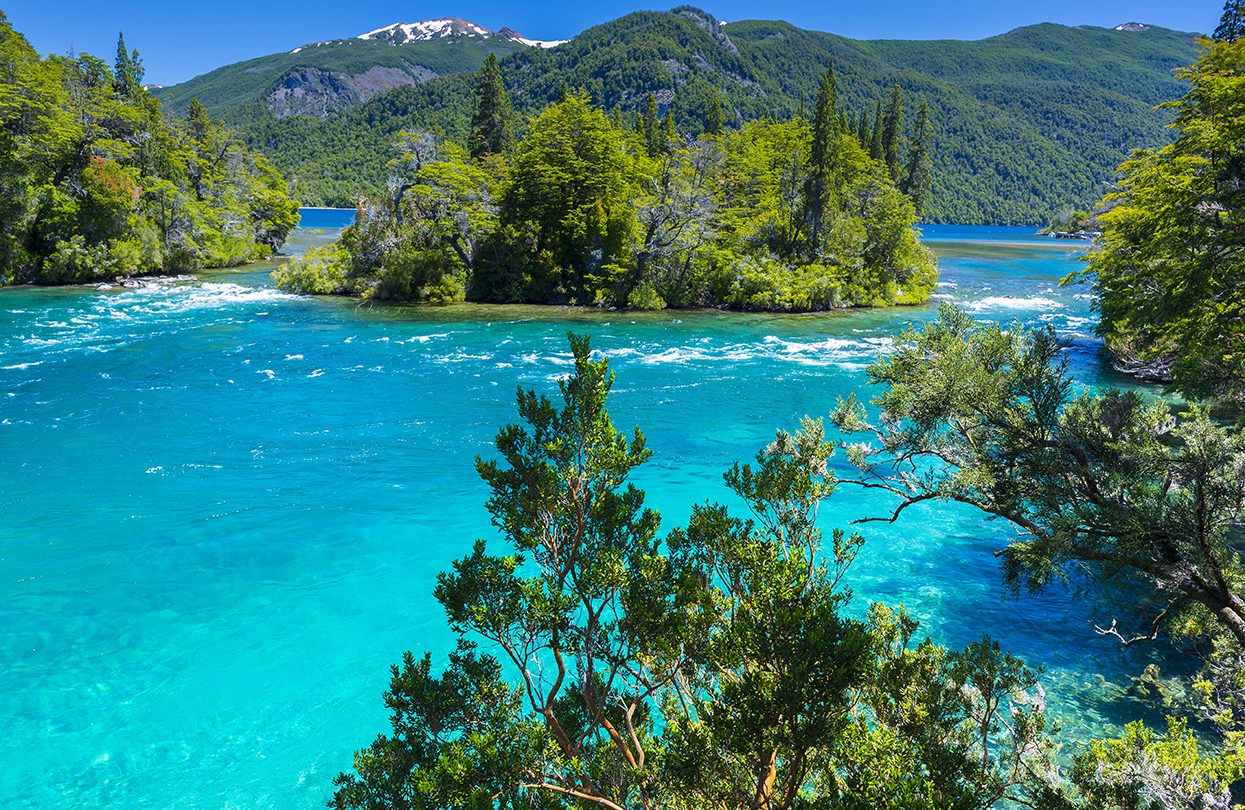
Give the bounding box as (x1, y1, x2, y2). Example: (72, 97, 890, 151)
(0, 15, 298, 285)
(331, 333, 1245, 809)
(275, 65, 937, 312)
(1079, 33, 1245, 403)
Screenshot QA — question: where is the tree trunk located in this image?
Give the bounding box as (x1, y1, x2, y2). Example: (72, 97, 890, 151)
(753, 750, 777, 809)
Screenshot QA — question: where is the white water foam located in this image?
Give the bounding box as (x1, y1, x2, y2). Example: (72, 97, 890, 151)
(965, 295, 1063, 312)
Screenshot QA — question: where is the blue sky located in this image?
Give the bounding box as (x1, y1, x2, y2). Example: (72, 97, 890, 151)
(4, 0, 1226, 85)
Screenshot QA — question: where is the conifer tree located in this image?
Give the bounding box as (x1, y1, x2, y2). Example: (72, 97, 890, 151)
(856, 109, 869, 144)
(113, 33, 142, 97)
(661, 108, 677, 153)
(468, 53, 514, 160)
(187, 98, 211, 142)
(803, 63, 840, 253)
(881, 84, 905, 181)
(640, 93, 661, 157)
(869, 98, 884, 160)
(899, 99, 933, 217)
(705, 96, 726, 136)
(1216, 0, 1245, 41)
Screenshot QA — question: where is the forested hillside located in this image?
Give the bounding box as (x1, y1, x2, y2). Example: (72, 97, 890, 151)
(189, 7, 1198, 224)
(155, 26, 530, 118)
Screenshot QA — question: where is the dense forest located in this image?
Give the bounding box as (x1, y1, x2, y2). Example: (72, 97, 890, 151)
(327, 7, 1245, 808)
(1079, 28, 1245, 406)
(273, 58, 936, 311)
(181, 7, 1200, 224)
(0, 14, 298, 285)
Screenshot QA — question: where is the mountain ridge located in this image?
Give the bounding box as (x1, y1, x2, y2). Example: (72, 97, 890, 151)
(165, 8, 1200, 224)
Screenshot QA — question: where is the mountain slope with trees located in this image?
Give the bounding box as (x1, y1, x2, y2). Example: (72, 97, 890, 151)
(154, 24, 531, 118)
(183, 8, 1199, 224)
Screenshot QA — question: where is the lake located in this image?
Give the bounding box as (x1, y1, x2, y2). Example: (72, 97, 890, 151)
(0, 216, 1169, 807)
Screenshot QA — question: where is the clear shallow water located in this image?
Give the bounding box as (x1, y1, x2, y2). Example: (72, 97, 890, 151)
(1, 222, 1170, 807)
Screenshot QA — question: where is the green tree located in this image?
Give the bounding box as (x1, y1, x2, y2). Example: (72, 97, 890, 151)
(802, 63, 840, 252)
(333, 334, 1063, 810)
(869, 98, 884, 161)
(639, 92, 661, 157)
(704, 95, 726, 136)
(1079, 34, 1245, 403)
(0, 15, 296, 285)
(881, 84, 904, 181)
(187, 97, 211, 141)
(487, 92, 637, 303)
(1216, 0, 1245, 41)
(1043, 717, 1244, 809)
(468, 53, 515, 160)
(112, 32, 142, 97)
(900, 99, 933, 216)
(832, 303, 1245, 646)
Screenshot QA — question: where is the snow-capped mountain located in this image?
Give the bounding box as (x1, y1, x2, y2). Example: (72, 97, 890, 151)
(356, 18, 567, 48)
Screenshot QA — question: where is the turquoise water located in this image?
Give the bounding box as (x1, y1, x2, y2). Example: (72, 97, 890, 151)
(1, 220, 1169, 807)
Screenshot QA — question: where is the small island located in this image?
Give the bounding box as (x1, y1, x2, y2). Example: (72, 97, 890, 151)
(273, 57, 938, 312)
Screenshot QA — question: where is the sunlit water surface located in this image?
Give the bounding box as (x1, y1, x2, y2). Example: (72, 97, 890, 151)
(1, 219, 1176, 807)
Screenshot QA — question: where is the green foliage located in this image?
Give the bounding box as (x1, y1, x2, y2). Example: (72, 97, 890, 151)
(469, 54, 515, 160)
(279, 88, 936, 310)
(0, 14, 297, 285)
(1052, 717, 1244, 809)
(199, 9, 1198, 224)
(333, 335, 1072, 809)
(880, 85, 904, 181)
(900, 100, 934, 216)
(271, 243, 350, 295)
(1079, 35, 1245, 404)
(480, 92, 639, 303)
(831, 303, 1245, 648)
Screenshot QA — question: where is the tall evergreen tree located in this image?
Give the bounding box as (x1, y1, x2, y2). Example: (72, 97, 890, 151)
(468, 53, 514, 160)
(640, 92, 661, 157)
(705, 95, 726, 136)
(869, 99, 885, 160)
(187, 97, 211, 142)
(1216, 0, 1245, 41)
(113, 33, 142, 97)
(881, 84, 905, 181)
(856, 109, 870, 144)
(803, 63, 840, 253)
(900, 100, 934, 217)
(661, 108, 677, 153)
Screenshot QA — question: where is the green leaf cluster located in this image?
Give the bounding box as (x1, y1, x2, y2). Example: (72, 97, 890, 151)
(275, 69, 936, 312)
(1081, 36, 1245, 404)
(333, 335, 1069, 809)
(832, 303, 1245, 648)
(0, 15, 298, 285)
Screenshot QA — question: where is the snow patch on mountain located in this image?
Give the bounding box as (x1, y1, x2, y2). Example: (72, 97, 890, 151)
(357, 18, 492, 43)
(497, 27, 567, 48)
(353, 18, 566, 48)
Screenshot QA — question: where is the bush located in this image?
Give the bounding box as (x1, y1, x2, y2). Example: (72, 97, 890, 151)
(272, 244, 350, 294)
